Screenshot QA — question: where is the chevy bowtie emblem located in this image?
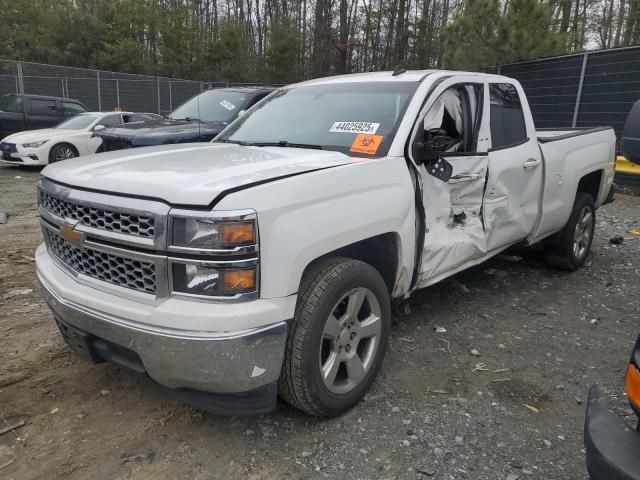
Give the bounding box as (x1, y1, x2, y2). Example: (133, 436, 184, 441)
(59, 224, 83, 244)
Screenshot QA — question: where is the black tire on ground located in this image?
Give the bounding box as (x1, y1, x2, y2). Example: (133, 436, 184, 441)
(545, 192, 596, 271)
(278, 258, 391, 417)
(48, 143, 78, 163)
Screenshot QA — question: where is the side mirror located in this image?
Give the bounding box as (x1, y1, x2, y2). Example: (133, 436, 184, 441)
(413, 129, 454, 182)
(93, 124, 105, 132)
(412, 138, 438, 166)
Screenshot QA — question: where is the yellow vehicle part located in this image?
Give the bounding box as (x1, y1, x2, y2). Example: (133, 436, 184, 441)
(617, 155, 640, 175)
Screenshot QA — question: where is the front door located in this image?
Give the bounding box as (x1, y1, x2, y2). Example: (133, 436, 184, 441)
(409, 77, 492, 285)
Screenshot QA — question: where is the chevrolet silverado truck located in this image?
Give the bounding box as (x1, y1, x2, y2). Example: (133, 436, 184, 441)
(94, 86, 275, 151)
(36, 70, 616, 416)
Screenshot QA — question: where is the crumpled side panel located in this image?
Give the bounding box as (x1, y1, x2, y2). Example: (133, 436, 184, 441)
(417, 155, 488, 284)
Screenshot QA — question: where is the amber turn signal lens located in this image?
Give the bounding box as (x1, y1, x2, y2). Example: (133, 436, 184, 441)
(220, 269, 256, 293)
(625, 363, 640, 409)
(220, 222, 255, 245)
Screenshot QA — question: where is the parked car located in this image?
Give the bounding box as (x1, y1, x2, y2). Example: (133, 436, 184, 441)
(0, 93, 88, 138)
(94, 86, 275, 151)
(35, 70, 615, 416)
(0, 111, 160, 166)
(584, 334, 640, 479)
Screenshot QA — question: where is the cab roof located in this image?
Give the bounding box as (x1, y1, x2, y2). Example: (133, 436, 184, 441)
(294, 69, 514, 86)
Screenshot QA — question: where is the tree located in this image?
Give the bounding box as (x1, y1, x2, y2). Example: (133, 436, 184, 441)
(444, 0, 566, 69)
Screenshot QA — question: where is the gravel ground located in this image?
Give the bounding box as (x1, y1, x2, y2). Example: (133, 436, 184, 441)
(1, 164, 639, 480)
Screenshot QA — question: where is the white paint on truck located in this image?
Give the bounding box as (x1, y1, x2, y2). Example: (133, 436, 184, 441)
(36, 69, 616, 416)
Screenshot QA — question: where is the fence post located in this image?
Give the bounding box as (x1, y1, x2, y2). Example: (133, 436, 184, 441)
(60, 78, 65, 97)
(16, 62, 24, 94)
(157, 77, 161, 114)
(572, 52, 589, 128)
(116, 80, 120, 108)
(96, 71, 102, 111)
(168, 81, 172, 111)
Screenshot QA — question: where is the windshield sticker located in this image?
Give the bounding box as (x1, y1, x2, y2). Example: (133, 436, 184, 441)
(350, 134, 383, 155)
(220, 100, 236, 111)
(330, 121, 380, 134)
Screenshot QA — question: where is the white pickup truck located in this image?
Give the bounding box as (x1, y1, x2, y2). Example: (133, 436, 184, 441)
(36, 70, 616, 416)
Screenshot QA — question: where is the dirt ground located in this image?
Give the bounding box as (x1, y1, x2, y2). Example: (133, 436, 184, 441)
(1, 165, 639, 480)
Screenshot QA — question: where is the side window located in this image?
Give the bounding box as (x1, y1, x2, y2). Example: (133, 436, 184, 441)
(489, 83, 527, 149)
(97, 114, 123, 127)
(2, 96, 23, 113)
(62, 102, 87, 117)
(31, 99, 58, 115)
(420, 84, 483, 154)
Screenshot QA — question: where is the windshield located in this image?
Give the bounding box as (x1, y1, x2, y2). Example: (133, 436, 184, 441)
(170, 90, 249, 123)
(216, 82, 418, 157)
(56, 114, 99, 129)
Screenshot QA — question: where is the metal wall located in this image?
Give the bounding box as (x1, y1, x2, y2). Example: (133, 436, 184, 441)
(0, 60, 207, 114)
(488, 45, 640, 136)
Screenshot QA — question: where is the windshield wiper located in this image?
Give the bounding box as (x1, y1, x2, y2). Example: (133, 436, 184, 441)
(171, 116, 201, 122)
(219, 140, 323, 150)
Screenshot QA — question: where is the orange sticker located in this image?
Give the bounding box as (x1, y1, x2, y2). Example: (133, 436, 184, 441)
(349, 134, 383, 155)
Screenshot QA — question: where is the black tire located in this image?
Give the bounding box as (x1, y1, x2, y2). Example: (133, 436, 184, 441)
(545, 192, 596, 271)
(279, 258, 391, 417)
(49, 143, 78, 163)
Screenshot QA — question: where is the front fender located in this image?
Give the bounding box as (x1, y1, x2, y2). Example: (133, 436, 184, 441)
(216, 156, 416, 299)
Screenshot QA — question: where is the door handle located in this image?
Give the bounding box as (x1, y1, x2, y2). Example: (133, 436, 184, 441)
(523, 158, 541, 169)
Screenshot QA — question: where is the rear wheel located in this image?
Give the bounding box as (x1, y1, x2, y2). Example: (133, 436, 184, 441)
(49, 143, 78, 163)
(545, 192, 595, 271)
(279, 258, 391, 417)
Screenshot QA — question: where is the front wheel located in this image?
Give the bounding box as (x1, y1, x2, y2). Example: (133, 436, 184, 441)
(545, 192, 595, 271)
(49, 143, 77, 163)
(279, 258, 391, 417)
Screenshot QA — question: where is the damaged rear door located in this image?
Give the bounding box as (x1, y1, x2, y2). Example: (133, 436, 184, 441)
(408, 76, 492, 283)
(483, 82, 543, 250)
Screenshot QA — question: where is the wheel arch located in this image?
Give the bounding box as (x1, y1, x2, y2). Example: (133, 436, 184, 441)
(577, 169, 603, 204)
(298, 233, 403, 300)
(48, 141, 79, 162)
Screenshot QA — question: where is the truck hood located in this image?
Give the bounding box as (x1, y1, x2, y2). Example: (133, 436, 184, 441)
(96, 119, 226, 145)
(42, 143, 353, 206)
(3, 128, 77, 143)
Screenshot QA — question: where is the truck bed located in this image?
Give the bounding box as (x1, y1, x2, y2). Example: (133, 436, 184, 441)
(532, 126, 616, 240)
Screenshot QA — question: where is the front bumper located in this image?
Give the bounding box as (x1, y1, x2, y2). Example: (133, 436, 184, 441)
(0, 144, 48, 166)
(584, 385, 640, 480)
(37, 244, 291, 413)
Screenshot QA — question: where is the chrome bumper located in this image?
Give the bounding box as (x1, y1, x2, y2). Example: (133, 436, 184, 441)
(39, 275, 288, 395)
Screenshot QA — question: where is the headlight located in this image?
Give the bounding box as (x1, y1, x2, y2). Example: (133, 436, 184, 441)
(168, 209, 259, 299)
(171, 262, 257, 297)
(22, 139, 49, 148)
(169, 210, 257, 252)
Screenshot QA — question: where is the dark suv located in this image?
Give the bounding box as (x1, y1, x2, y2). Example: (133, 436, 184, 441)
(94, 87, 276, 151)
(0, 94, 88, 139)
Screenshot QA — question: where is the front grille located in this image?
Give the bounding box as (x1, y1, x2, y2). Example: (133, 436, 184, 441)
(39, 190, 155, 238)
(102, 137, 135, 152)
(1, 142, 17, 160)
(44, 229, 157, 294)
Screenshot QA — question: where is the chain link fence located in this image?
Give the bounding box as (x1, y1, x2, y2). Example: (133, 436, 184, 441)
(487, 45, 640, 137)
(0, 60, 211, 114)
(3, 48, 640, 134)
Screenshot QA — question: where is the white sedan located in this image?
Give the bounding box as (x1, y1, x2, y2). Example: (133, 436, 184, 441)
(0, 111, 160, 166)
